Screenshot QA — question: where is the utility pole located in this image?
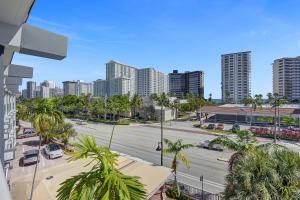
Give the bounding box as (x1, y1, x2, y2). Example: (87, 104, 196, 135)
(160, 105, 163, 166)
(200, 175, 204, 200)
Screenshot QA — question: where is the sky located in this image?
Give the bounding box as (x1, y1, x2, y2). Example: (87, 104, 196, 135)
(14, 0, 300, 98)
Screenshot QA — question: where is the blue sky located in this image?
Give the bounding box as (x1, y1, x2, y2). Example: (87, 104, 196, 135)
(14, 0, 300, 98)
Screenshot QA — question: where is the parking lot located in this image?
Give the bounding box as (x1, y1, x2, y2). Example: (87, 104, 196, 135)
(9, 136, 69, 181)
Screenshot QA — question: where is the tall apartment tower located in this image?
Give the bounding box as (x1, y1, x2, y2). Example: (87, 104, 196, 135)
(63, 81, 76, 96)
(93, 79, 107, 97)
(26, 81, 36, 99)
(106, 60, 137, 97)
(273, 56, 300, 101)
(221, 51, 251, 103)
(105, 60, 168, 97)
(169, 70, 204, 98)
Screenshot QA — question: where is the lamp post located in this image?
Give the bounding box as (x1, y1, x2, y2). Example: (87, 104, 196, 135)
(200, 175, 204, 200)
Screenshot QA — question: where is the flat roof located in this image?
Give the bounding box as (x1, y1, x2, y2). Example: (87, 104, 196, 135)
(11, 155, 172, 200)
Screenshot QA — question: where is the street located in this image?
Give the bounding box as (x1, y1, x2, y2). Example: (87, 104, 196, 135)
(68, 120, 232, 194)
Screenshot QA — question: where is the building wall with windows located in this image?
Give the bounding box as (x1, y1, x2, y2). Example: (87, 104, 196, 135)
(273, 57, 300, 101)
(93, 79, 107, 97)
(26, 81, 36, 99)
(169, 70, 204, 98)
(221, 51, 251, 103)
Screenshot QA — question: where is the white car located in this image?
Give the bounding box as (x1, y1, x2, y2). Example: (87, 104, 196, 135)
(198, 140, 224, 151)
(44, 144, 63, 159)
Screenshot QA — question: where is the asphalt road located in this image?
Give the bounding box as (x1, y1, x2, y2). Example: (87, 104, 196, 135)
(68, 120, 233, 194)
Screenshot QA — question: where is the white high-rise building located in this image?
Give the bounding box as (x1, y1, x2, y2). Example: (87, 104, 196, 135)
(63, 80, 93, 96)
(105, 60, 168, 97)
(40, 86, 50, 98)
(273, 56, 300, 101)
(221, 51, 251, 103)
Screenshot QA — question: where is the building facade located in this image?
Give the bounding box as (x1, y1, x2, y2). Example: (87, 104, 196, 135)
(0, 1, 68, 196)
(63, 80, 92, 96)
(26, 81, 36, 99)
(221, 51, 251, 103)
(93, 79, 107, 97)
(169, 70, 204, 98)
(273, 56, 300, 101)
(105, 60, 168, 97)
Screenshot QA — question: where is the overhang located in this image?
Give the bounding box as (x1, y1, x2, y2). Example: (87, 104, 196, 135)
(5, 64, 33, 78)
(5, 77, 22, 85)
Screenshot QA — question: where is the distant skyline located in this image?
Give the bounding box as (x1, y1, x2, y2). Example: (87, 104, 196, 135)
(14, 0, 300, 98)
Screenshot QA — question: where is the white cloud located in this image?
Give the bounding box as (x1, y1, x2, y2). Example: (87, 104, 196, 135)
(30, 16, 69, 29)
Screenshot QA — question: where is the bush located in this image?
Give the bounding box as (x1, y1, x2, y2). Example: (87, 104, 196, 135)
(165, 187, 191, 200)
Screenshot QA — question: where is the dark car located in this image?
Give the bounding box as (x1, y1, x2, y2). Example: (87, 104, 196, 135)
(22, 149, 39, 166)
(17, 128, 36, 139)
(232, 124, 240, 133)
(207, 124, 216, 130)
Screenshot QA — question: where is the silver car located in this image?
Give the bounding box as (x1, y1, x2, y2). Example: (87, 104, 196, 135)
(23, 149, 39, 166)
(44, 144, 63, 159)
(198, 140, 224, 151)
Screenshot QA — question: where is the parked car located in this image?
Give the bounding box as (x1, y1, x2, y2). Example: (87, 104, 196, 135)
(216, 123, 224, 130)
(198, 140, 224, 151)
(44, 144, 63, 159)
(22, 149, 39, 166)
(232, 123, 240, 133)
(17, 128, 36, 139)
(207, 124, 216, 130)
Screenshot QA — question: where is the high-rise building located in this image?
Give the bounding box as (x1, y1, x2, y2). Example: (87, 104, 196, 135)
(26, 81, 36, 99)
(105, 60, 168, 97)
(273, 56, 300, 101)
(41, 80, 55, 88)
(221, 51, 251, 103)
(63, 80, 93, 96)
(93, 79, 107, 97)
(63, 81, 76, 96)
(169, 70, 204, 98)
(40, 86, 50, 98)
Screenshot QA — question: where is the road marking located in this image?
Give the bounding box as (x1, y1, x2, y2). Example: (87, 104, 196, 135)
(177, 172, 225, 189)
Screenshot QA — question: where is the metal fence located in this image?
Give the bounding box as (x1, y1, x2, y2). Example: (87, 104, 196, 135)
(165, 179, 223, 200)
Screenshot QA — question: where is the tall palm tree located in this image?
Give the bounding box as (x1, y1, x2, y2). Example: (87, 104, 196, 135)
(170, 99, 180, 120)
(267, 93, 288, 143)
(163, 138, 193, 185)
(243, 94, 263, 126)
(151, 93, 170, 166)
(187, 94, 206, 127)
(29, 99, 64, 200)
(130, 94, 143, 121)
(57, 135, 146, 200)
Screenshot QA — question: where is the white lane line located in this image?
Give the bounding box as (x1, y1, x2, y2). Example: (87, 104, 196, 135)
(177, 172, 225, 188)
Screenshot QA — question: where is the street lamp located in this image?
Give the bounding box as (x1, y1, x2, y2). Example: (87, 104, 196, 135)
(200, 175, 204, 200)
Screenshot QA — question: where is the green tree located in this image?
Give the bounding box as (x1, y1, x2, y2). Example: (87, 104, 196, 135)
(107, 95, 130, 121)
(130, 94, 143, 121)
(29, 98, 64, 200)
(224, 147, 300, 200)
(170, 100, 180, 120)
(90, 98, 106, 119)
(209, 130, 257, 171)
(163, 138, 193, 185)
(187, 94, 206, 127)
(267, 93, 288, 143)
(243, 94, 263, 126)
(57, 135, 146, 200)
(282, 115, 296, 127)
(50, 122, 76, 148)
(151, 92, 170, 166)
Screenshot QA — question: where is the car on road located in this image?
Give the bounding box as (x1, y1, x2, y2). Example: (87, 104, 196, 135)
(17, 128, 36, 139)
(44, 144, 63, 159)
(76, 120, 87, 125)
(197, 140, 224, 151)
(22, 149, 39, 166)
(216, 123, 224, 130)
(232, 123, 240, 133)
(207, 124, 216, 129)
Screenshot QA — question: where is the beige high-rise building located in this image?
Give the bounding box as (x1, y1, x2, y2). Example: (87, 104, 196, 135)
(105, 60, 168, 97)
(221, 51, 251, 103)
(273, 56, 300, 101)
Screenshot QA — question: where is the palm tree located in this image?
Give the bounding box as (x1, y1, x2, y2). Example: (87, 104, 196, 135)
(187, 94, 206, 127)
(170, 99, 180, 120)
(224, 147, 300, 200)
(90, 98, 106, 119)
(59, 122, 76, 148)
(243, 94, 263, 126)
(163, 138, 193, 185)
(267, 93, 288, 143)
(209, 130, 257, 171)
(57, 135, 146, 200)
(130, 94, 143, 121)
(151, 93, 170, 166)
(29, 99, 64, 200)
